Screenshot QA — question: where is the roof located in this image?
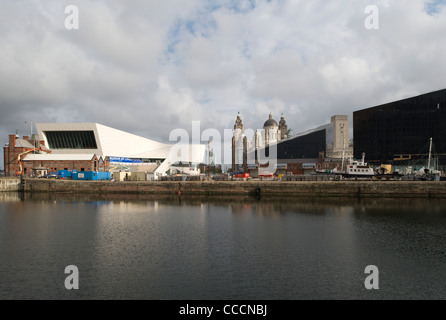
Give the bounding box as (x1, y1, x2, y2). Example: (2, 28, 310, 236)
(287, 123, 331, 140)
(263, 119, 278, 127)
(302, 163, 316, 168)
(24, 154, 96, 161)
(263, 113, 279, 128)
(15, 139, 35, 148)
(34, 123, 207, 164)
(353, 88, 446, 114)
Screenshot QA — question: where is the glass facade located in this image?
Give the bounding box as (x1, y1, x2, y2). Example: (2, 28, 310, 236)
(252, 128, 327, 161)
(276, 129, 327, 159)
(44, 131, 98, 149)
(353, 89, 446, 166)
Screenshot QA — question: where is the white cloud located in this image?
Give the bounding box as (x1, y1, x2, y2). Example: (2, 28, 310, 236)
(1, 0, 446, 167)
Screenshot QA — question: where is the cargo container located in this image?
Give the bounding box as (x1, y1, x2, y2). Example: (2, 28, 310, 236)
(58, 170, 77, 179)
(72, 171, 111, 181)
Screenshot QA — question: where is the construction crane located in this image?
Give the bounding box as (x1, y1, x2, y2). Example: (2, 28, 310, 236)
(16, 147, 51, 176)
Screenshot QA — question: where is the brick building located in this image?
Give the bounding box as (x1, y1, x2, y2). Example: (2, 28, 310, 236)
(5, 123, 206, 179)
(3, 134, 49, 176)
(22, 153, 108, 176)
(281, 152, 345, 176)
(3, 133, 108, 177)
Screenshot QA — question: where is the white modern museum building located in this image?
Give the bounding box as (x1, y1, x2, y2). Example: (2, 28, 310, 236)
(34, 123, 207, 179)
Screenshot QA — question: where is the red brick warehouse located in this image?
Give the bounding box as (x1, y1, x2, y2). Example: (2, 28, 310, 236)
(3, 134, 108, 177)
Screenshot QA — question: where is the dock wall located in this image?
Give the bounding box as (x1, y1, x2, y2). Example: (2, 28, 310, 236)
(21, 179, 446, 198)
(0, 178, 22, 192)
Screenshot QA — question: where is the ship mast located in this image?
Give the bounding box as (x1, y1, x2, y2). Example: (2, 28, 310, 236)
(341, 134, 345, 171)
(428, 137, 433, 171)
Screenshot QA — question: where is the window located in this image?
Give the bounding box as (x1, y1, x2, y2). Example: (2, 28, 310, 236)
(44, 131, 97, 149)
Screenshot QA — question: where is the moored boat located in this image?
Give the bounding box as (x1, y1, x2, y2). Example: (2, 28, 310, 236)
(333, 153, 375, 178)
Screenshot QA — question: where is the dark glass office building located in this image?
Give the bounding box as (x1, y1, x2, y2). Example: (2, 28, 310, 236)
(276, 129, 327, 159)
(353, 88, 446, 167)
(246, 123, 331, 165)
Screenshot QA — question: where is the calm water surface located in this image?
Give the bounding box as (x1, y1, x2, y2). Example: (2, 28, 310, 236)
(0, 193, 445, 300)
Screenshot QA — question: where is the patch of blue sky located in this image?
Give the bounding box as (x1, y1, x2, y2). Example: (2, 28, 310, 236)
(204, 1, 223, 13)
(197, 95, 212, 105)
(240, 40, 252, 60)
(165, 9, 218, 55)
(425, 0, 446, 15)
(166, 20, 184, 54)
(205, 0, 265, 14)
(226, 0, 257, 13)
(162, 21, 211, 68)
(163, 1, 262, 65)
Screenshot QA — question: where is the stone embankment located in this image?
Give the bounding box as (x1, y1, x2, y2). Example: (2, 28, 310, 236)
(0, 178, 22, 192)
(19, 178, 446, 198)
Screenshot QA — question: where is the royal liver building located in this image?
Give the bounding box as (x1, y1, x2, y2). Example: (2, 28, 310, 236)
(231, 113, 353, 174)
(232, 113, 290, 173)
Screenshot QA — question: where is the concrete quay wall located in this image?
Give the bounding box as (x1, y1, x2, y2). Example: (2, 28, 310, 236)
(0, 178, 22, 192)
(21, 179, 446, 198)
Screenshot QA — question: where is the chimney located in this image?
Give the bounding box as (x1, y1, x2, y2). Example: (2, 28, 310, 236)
(9, 134, 16, 148)
(23, 136, 29, 141)
(319, 151, 325, 163)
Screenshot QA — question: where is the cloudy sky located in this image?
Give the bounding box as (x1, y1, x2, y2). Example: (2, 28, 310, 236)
(1, 0, 446, 167)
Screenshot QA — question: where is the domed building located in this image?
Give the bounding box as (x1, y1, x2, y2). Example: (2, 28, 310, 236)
(262, 113, 288, 145)
(232, 113, 290, 173)
(232, 112, 353, 176)
(263, 113, 278, 128)
(263, 113, 278, 145)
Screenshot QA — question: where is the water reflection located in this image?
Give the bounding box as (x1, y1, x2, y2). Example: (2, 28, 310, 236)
(1, 192, 445, 299)
(0, 192, 23, 202)
(18, 192, 446, 217)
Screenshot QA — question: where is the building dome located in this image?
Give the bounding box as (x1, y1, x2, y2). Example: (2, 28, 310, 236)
(263, 113, 278, 128)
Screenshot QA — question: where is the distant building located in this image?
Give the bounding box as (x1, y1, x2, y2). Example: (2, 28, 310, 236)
(3, 133, 106, 177)
(4, 123, 206, 178)
(232, 113, 353, 175)
(3, 134, 50, 176)
(24, 153, 107, 174)
(353, 88, 446, 169)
